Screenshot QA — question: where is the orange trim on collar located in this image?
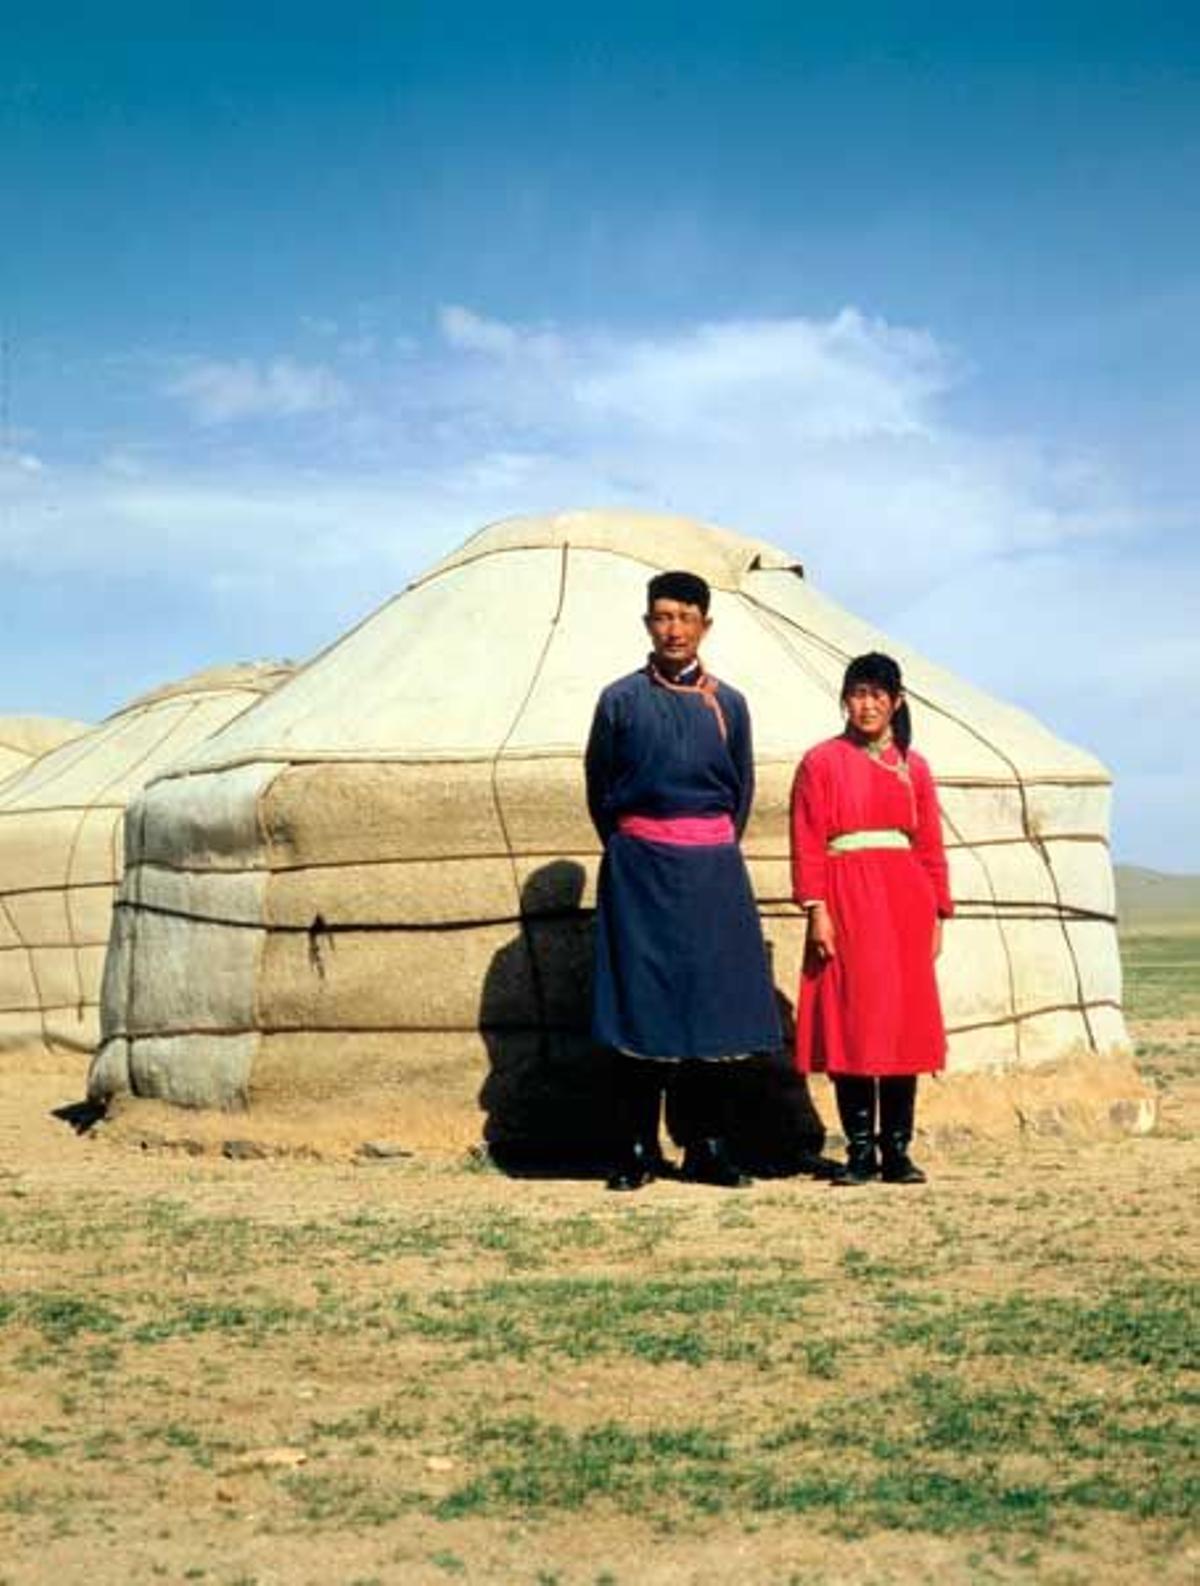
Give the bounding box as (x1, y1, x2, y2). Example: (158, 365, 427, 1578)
(646, 661, 728, 743)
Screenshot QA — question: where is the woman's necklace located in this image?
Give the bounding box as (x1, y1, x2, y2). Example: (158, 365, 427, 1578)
(846, 727, 912, 789)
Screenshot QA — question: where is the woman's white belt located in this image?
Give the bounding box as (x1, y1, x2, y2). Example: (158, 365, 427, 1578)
(828, 828, 911, 854)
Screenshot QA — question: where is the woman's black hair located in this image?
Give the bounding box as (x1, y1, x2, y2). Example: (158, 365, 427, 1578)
(841, 651, 913, 752)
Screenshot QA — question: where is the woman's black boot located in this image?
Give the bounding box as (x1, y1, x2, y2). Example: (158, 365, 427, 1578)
(833, 1077, 878, 1186)
(878, 1077, 926, 1184)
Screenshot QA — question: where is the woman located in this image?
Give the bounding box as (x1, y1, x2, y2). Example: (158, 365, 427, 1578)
(790, 652, 953, 1184)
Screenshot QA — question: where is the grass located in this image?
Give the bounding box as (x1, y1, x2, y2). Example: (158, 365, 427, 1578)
(2, 965, 1197, 1581)
(431, 1371, 1196, 1532)
(1121, 927, 1200, 1098)
(1121, 930, 1200, 1039)
(399, 1269, 814, 1365)
(885, 1278, 1196, 1370)
(2, 1185, 1194, 1557)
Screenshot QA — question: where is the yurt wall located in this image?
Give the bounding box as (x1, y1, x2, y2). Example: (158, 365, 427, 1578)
(88, 513, 1134, 1151)
(0, 664, 292, 1057)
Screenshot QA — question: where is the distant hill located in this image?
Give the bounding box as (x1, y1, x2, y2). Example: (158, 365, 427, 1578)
(1115, 865, 1200, 931)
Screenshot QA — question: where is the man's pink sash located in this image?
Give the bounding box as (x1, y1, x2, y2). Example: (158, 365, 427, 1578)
(617, 813, 736, 846)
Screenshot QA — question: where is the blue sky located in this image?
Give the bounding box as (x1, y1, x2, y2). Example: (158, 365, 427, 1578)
(2, 3, 1196, 866)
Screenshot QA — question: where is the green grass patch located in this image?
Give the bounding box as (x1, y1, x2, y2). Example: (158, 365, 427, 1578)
(1121, 931, 1200, 1025)
(434, 1378, 1195, 1534)
(2, 1127, 1194, 1571)
(435, 1417, 734, 1518)
(7, 1293, 124, 1343)
(129, 1297, 306, 1344)
(282, 1469, 419, 1527)
(398, 1270, 814, 1366)
(886, 1279, 1197, 1371)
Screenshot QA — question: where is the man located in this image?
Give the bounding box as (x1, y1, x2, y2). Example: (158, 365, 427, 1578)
(585, 569, 781, 1190)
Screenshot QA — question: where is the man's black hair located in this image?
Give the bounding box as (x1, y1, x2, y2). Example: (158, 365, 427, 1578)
(842, 651, 913, 752)
(646, 569, 711, 615)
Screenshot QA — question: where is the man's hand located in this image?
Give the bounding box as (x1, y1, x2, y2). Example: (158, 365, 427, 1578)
(808, 901, 836, 962)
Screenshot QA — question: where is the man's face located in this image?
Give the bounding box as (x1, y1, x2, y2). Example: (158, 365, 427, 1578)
(644, 598, 711, 675)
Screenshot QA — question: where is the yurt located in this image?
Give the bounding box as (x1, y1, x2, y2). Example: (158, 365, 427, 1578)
(0, 663, 292, 1057)
(88, 512, 1140, 1153)
(0, 716, 90, 783)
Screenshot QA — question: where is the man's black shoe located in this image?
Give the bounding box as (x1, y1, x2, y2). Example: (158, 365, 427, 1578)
(681, 1137, 752, 1188)
(606, 1140, 656, 1192)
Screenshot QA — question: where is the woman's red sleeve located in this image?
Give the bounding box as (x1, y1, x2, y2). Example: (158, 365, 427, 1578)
(912, 756, 954, 917)
(790, 752, 829, 905)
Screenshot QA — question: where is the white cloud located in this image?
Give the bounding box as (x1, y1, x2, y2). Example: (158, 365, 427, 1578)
(429, 303, 948, 445)
(0, 449, 45, 477)
(5, 303, 1196, 863)
(572, 311, 950, 442)
(8, 304, 1162, 619)
(386, 305, 1140, 617)
(165, 357, 349, 424)
(439, 303, 521, 356)
(438, 304, 565, 363)
(6, 306, 1164, 612)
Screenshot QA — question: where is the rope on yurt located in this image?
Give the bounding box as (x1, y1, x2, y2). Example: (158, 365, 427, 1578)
(952, 899, 1116, 923)
(117, 790, 152, 1088)
(4, 724, 102, 806)
(0, 724, 106, 1052)
(935, 801, 1024, 1061)
(111, 694, 237, 1081)
(485, 541, 571, 1053)
(0, 888, 50, 1050)
(948, 996, 1122, 1038)
(62, 697, 211, 1034)
(1029, 834, 1099, 1051)
(111, 899, 518, 934)
(739, 587, 1101, 1056)
(0, 743, 33, 782)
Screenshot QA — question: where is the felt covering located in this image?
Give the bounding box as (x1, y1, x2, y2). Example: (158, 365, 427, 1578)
(0, 716, 90, 784)
(0, 664, 292, 1055)
(86, 512, 1130, 1150)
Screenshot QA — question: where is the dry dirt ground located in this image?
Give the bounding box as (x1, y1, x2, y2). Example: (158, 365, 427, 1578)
(1, 939, 1196, 1586)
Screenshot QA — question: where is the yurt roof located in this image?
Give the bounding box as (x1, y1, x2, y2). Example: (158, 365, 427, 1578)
(0, 660, 294, 815)
(416, 509, 803, 590)
(0, 716, 91, 783)
(113, 661, 295, 716)
(153, 511, 1106, 788)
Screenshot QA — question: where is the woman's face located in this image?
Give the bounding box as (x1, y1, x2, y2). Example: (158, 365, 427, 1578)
(843, 682, 900, 741)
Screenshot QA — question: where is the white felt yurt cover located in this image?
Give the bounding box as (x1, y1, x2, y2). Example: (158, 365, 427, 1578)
(88, 512, 1130, 1151)
(0, 717, 90, 784)
(0, 663, 292, 1057)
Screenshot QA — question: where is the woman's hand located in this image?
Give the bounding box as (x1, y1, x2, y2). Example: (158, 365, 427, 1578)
(932, 918, 944, 961)
(808, 901, 837, 962)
